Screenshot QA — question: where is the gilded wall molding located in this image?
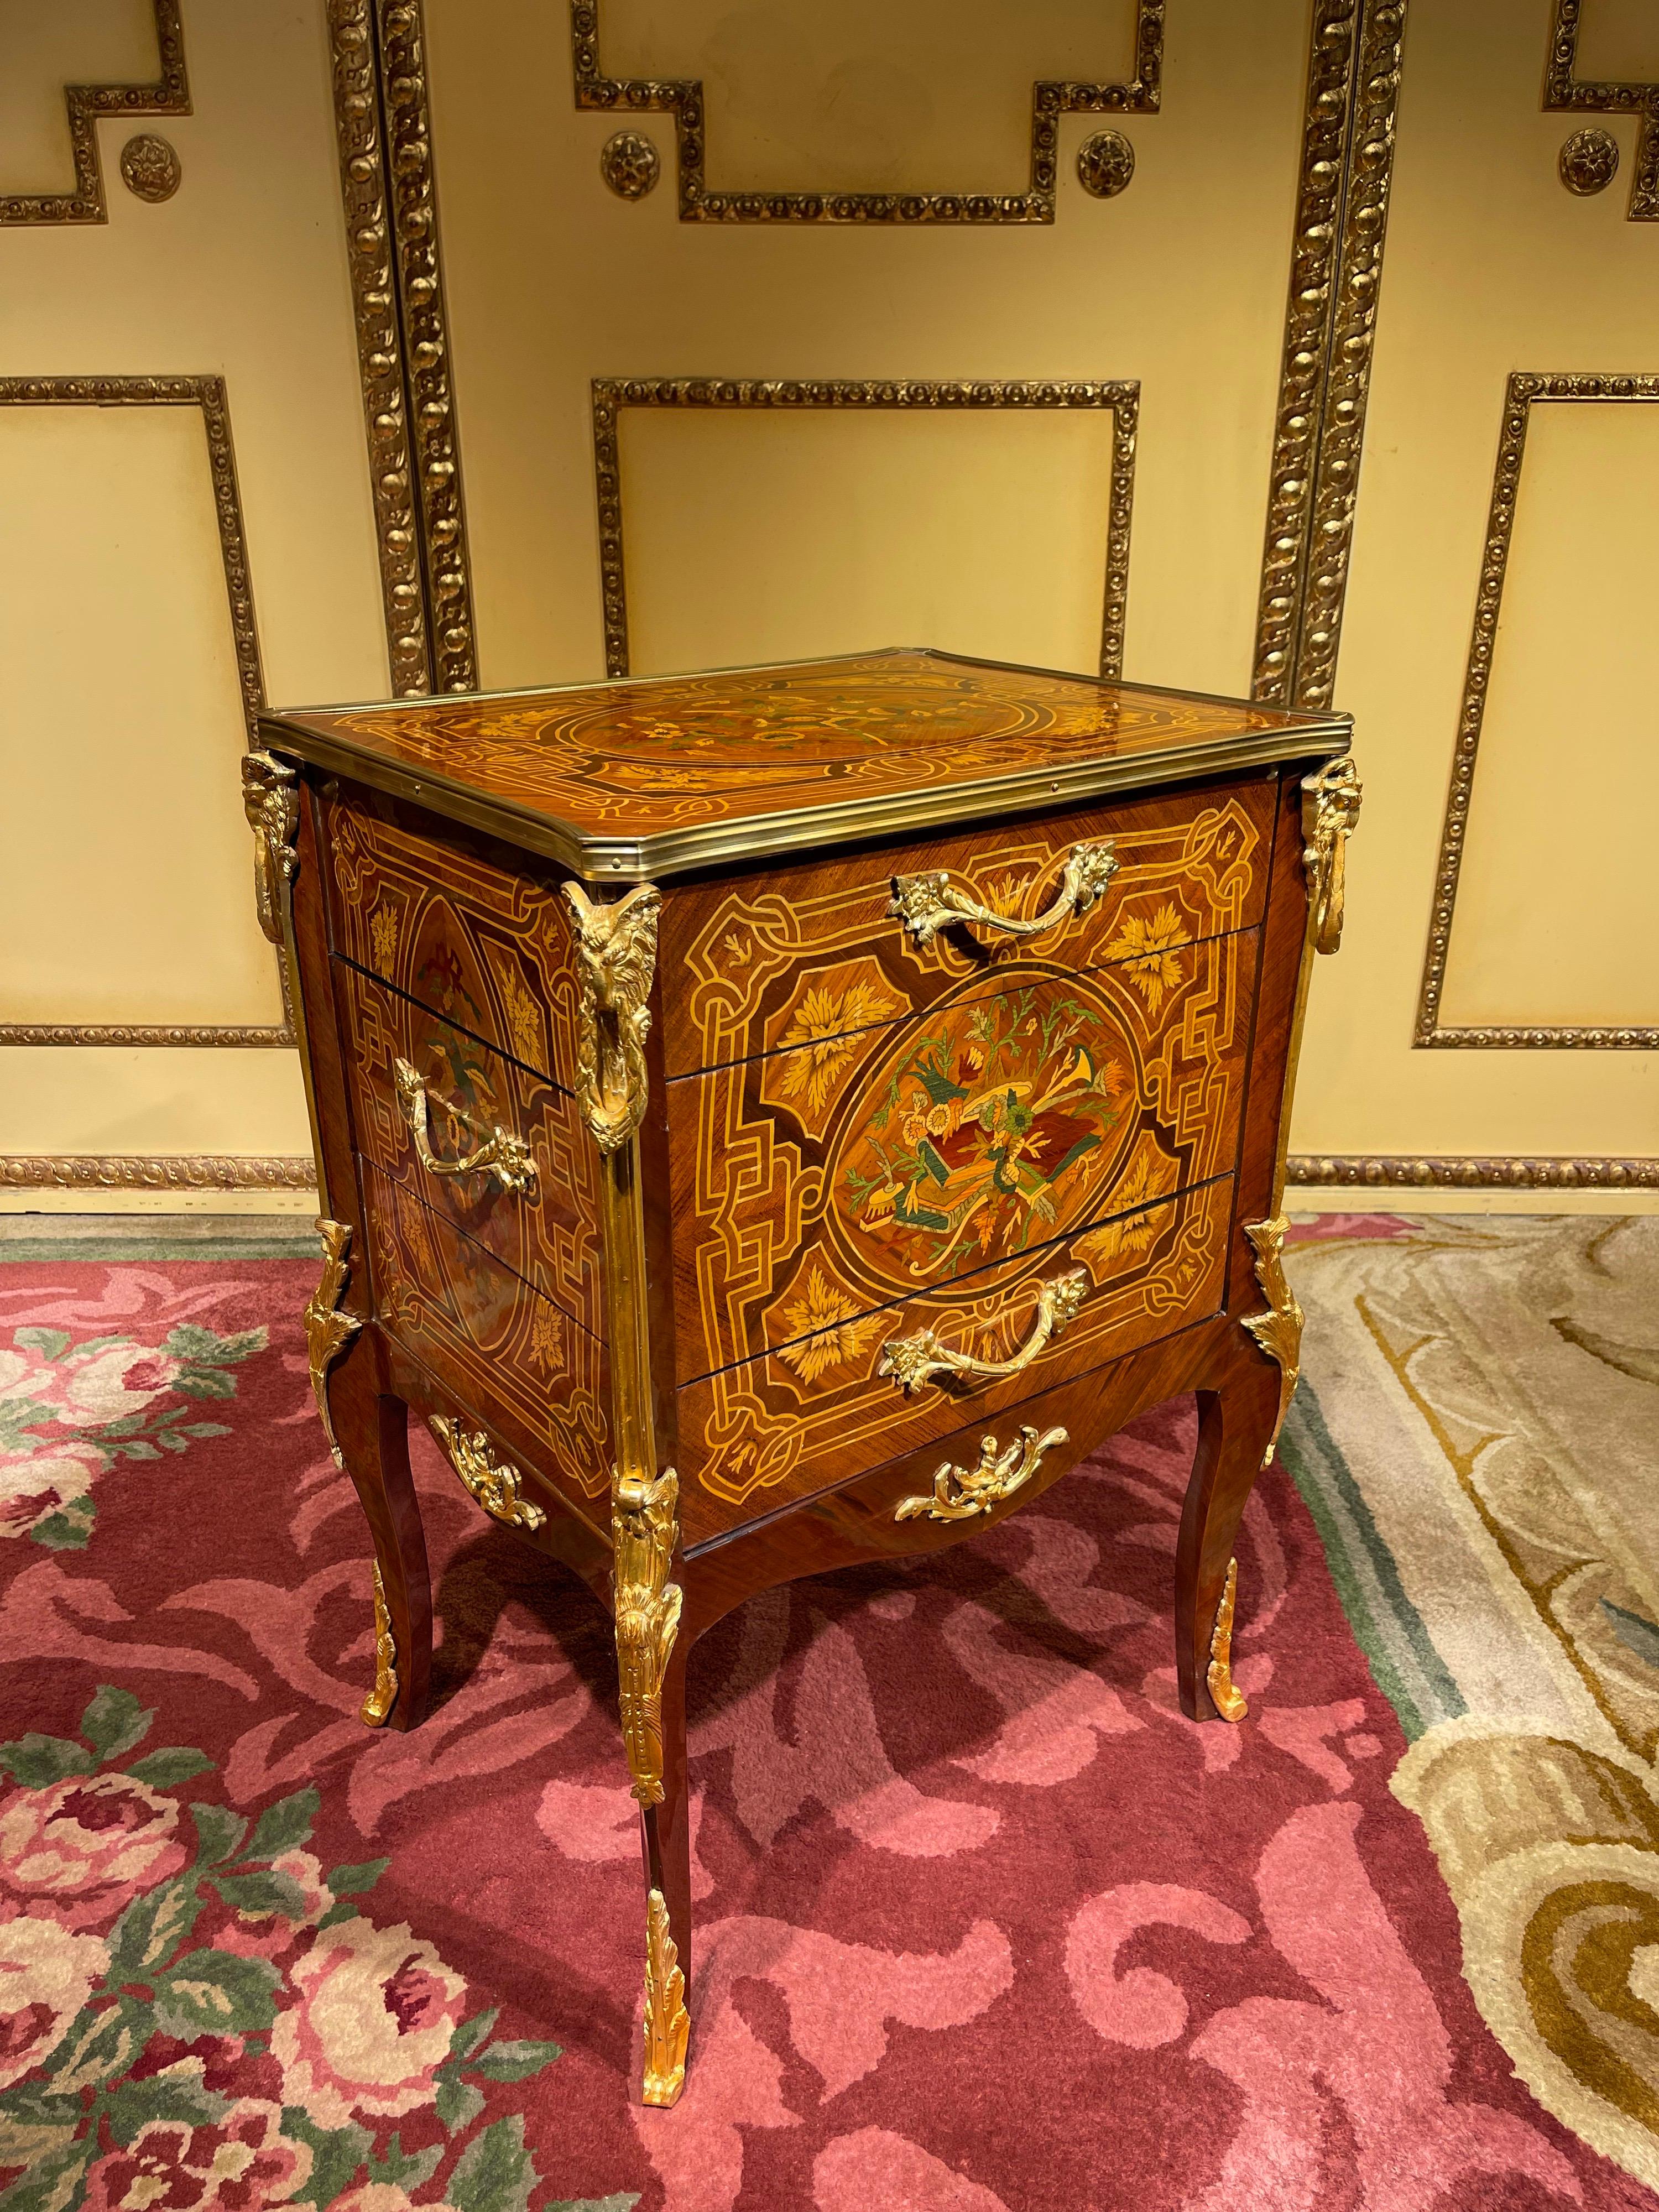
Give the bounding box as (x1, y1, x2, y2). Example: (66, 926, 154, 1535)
(0, 0, 189, 226)
(325, 0, 478, 696)
(1416, 373, 1659, 1053)
(0, 376, 293, 1051)
(1545, 1, 1659, 221)
(1286, 1155, 1659, 1192)
(591, 377, 1138, 679)
(570, 0, 1162, 223)
(1, 1156, 318, 1191)
(1253, 0, 1406, 712)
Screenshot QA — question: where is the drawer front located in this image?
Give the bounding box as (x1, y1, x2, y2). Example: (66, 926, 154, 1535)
(335, 958, 603, 1334)
(668, 930, 1255, 1385)
(675, 1174, 1232, 1547)
(320, 782, 579, 1089)
(361, 1160, 610, 1504)
(659, 774, 1277, 1078)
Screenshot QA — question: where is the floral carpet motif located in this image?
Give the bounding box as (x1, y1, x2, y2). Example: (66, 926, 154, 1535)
(1, 1247, 1652, 2211)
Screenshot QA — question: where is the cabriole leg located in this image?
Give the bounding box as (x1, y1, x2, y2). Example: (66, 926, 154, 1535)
(326, 1345, 433, 1733)
(1174, 1354, 1283, 1721)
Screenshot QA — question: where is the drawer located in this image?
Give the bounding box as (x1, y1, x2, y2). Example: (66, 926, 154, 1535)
(658, 772, 1277, 1077)
(334, 956, 603, 1335)
(675, 1173, 1233, 1547)
(320, 781, 580, 1089)
(361, 1161, 611, 1505)
(668, 931, 1256, 1384)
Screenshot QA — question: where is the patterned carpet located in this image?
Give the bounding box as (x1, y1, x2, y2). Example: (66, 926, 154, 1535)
(0, 1228, 1653, 2210)
(1284, 1212, 1659, 2197)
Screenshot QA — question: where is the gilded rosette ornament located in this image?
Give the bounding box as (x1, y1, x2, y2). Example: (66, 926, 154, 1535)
(1207, 1557, 1248, 1723)
(1240, 1214, 1305, 1467)
(1300, 755, 1362, 955)
(641, 1887, 690, 2107)
(303, 1219, 362, 1468)
(613, 1468, 684, 1807)
(430, 1417, 546, 1530)
(241, 750, 301, 946)
(360, 1561, 399, 1729)
(562, 881, 661, 1154)
(895, 1423, 1068, 1524)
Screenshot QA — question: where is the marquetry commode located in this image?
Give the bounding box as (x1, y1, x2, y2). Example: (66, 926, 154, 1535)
(244, 648, 1358, 2106)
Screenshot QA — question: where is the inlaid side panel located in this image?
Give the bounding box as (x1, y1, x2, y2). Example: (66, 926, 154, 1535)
(659, 774, 1275, 1075)
(361, 1159, 611, 1503)
(675, 1172, 1232, 1544)
(319, 783, 580, 1089)
(669, 931, 1254, 1383)
(333, 958, 603, 1331)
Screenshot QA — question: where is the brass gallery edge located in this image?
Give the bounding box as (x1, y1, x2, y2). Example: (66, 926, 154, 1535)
(570, 0, 1162, 223)
(591, 377, 1139, 683)
(0, 0, 189, 226)
(0, 376, 289, 1050)
(1415, 373, 1659, 1053)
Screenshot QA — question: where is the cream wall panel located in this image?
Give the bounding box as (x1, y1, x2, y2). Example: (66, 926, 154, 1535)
(424, 0, 1305, 700)
(1438, 400, 1659, 1031)
(0, 0, 156, 192)
(1575, 0, 1659, 76)
(3, 0, 388, 1190)
(1291, 0, 1658, 1170)
(620, 405, 1119, 676)
(0, 405, 280, 1026)
(601, 0, 1138, 195)
(0, 1048, 311, 1157)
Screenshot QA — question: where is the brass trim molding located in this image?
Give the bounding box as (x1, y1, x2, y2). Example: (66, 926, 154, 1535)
(0, 1024, 290, 1048)
(325, 0, 477, 696)
(1545, 1, 1659, 221)
(570, 0, 1161, 223)
(592, 377, 1139, 680)
(0, 1156, 318, 1191)
(1, 375, 292, 1050)
(1286, 1154, 1659, 1191)
(1416, 373, 1659, 1053)
(1253, 0, 1406, 711)
(0, 0, 189, 226)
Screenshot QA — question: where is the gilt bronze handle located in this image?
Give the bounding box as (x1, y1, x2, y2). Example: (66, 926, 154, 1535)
(393, 1059, 538, 1194)
(877, 1267, 1089, 1394)
(888, 841, 1117, 948)
(895, 1423, 1070, 1522)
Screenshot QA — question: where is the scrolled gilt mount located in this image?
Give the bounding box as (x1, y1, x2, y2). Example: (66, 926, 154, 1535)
(241, 750, 300, 946)
(393, 1060, 538, 1194)
(895, 1423, 1069, 1524)
(879, 1267, 1089, 1395)
(1240, 1215, 1304, 1468)
(613, 1467, 684, 1808)
(889, 839, 1118, 948)
(429, 1416, 547, 1531)
(562, 881, 662, 1154)
(1301, 755, 1361, 956)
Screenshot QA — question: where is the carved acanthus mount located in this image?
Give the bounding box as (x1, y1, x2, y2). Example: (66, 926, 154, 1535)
(1301, 755, 1362, 956)
(612, 1467, 683, 1807)
(430, 1417, 546, 1531)
(1240, 1215, 1305, 1468)
(303, 1219, 362, 1468)
(242, 752, 300, 947)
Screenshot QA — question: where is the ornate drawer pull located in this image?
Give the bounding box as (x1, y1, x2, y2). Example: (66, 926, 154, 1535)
(878, 1266, 1089, 1394)
(889, 841, 1117, 948)
(393, 1058, 538, 1194)
(430, 1416, 546, 1530)
(896, 1423, 1069, 1522)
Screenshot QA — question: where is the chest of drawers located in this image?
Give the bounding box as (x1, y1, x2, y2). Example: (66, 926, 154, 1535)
(247, 646, 1358, 2106)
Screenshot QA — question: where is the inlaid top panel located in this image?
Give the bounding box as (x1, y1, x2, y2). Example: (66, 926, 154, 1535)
(262, 648, 1348, 881)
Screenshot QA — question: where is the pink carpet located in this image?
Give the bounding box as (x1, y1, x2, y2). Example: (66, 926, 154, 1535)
(1, 1255, 1651, 2211)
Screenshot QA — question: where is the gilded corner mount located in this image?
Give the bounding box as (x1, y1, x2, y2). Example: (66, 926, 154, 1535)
(612, 1467, 683, 1808)
(1301, 755, 1361, 956)
(242, 750, 300, 947)
(1240, 1215, 1304, 1468)
(303, 1218, 362, 1468)
(564, 881, 662, 1155)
